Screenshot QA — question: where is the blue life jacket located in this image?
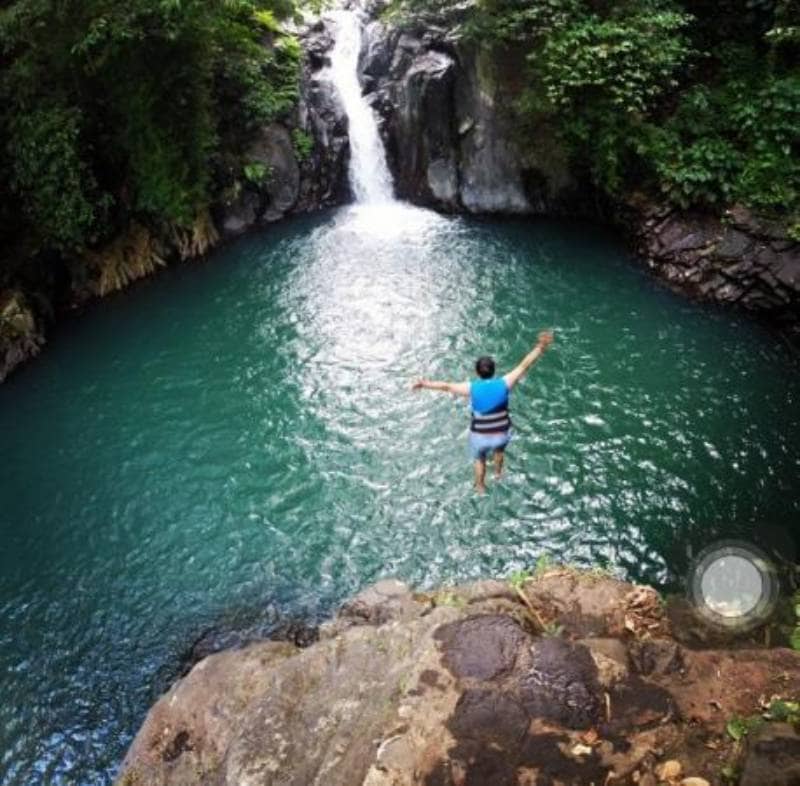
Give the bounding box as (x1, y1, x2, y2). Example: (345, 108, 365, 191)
(470, 378, 511, 433)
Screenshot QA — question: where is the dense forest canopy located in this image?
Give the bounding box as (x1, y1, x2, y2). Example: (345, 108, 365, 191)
(0, 0, 302, 285)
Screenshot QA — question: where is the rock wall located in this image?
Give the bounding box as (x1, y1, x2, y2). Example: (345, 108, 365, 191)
(116, 572, 800, 786)
(625, 200, 800, 331)
(358, 8, 582, 215)
(217, 19, 351, 237)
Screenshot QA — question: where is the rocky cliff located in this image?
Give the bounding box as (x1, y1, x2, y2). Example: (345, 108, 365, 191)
(215, 20, 351, 237)
(357, 6, 581, 215)
(626, 199, 800, 332)
(4, 6, 800, 383)
(117, 571, 800, 786)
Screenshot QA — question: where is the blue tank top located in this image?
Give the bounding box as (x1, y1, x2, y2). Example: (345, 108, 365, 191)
(470, 378, 511, 433)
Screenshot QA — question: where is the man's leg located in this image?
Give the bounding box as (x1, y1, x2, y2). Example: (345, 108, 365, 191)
(474, 458, 487, 494)
(493, 448, 505, 479)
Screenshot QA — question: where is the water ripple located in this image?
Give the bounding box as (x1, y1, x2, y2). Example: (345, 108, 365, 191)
(0, 206, 799, 784)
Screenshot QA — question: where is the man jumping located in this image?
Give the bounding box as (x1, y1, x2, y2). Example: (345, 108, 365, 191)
(412, 331, 554, 493)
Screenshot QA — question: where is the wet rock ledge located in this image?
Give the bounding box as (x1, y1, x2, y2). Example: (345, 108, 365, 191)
(624, 200, 800, 334)
(117, 571, 800, 786)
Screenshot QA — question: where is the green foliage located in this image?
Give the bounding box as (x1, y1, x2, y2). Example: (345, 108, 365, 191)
(292, 129, 314, 162)
(530, 9, 693, 116)
(725, 698, 800, 743)
(534, 553, 552, 576)
(427, 0, 800, 223)
(253, 8, 282, 32)
(0, 0, 303, 275)
(726, 713, 764, 741)
(634, 71, 800, 211)
(542, 621, 565, 637)
(243, 161, 270, 185)
(7, 106, 101, 252)
(215, 24, 301, 137)
(724, 698, 800, 755)
(508, 568, 532, 589)
(507, 555, 553, 587)
(764, 698, 800, 724)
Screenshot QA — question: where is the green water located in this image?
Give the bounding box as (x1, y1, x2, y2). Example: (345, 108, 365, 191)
(1, 204, 798, 784)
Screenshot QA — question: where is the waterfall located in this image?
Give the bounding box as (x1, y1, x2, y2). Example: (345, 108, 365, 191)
(328, 10, 395, 204)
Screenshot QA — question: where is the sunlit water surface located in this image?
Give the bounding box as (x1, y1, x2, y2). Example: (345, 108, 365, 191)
(1, 204, 799, 784)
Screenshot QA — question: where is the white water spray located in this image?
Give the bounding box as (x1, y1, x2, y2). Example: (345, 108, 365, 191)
(328, 10, 395, 204)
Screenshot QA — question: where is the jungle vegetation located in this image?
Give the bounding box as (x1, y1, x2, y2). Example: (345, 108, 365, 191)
(0, 0, 302, 293)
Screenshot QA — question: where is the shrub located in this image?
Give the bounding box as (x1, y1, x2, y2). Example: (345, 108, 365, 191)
(292, 129, 314, 162)
(7, 106, 101, 252)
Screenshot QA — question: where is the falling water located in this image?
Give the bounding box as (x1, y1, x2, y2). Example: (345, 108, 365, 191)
(328, 10, 395, 204)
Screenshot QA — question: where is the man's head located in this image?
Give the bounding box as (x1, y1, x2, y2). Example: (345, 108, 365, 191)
(475, 356, 495, 379)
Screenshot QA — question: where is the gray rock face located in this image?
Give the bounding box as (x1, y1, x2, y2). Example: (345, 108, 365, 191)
(359, 14, 579, 215)
(218, 124, 302, 234)
(295, 19, 351, 211)
(249, 124, 301, 221)
(218, 18, 350, 238)
(626, 198, 800, 329)
(220, 192, 260, 237)
(380, 46, 460, 209)
(455, 48, 533, 214)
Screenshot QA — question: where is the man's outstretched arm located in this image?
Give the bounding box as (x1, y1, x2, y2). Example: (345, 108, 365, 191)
(503, 330, 554, 389)
(412, 379, 470, 397)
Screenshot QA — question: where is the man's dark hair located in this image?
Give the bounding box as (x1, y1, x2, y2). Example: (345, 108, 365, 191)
(476, 356, 495, 379)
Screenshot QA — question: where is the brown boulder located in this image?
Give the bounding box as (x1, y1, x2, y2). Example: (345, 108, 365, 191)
(116, 576, 800, 786)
